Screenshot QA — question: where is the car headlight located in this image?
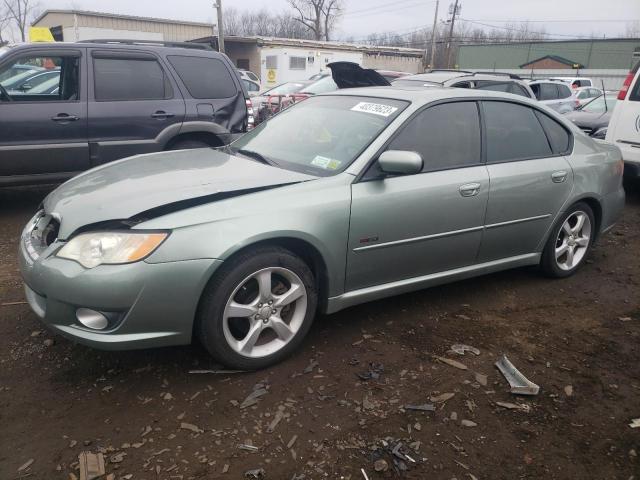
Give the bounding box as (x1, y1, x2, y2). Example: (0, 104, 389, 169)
(57, 232, 168, 268)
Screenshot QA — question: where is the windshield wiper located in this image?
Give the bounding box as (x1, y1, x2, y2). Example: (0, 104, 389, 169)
(235, 148, 275, 166)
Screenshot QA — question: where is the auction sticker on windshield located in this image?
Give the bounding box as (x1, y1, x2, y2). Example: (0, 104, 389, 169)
(311, 155, 342, 170)
(351, 102, 398, 117)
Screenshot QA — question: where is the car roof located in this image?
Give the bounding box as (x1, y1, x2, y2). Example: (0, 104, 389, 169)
(398, 72, 468, 84)
(7, 41, 227, 58)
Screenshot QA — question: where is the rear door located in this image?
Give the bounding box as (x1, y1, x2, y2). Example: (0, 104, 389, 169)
(0, 48, 88, 178)
(87, 49, 186, 165)
(347, 101, 488, 291)
(479, 101, 574, 261)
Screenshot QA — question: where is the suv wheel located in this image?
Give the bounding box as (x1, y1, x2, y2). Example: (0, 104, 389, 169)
(197, 246, 317, 370)
(541, 202, 594, 278)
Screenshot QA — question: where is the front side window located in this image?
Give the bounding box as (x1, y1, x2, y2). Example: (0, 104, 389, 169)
(0, 54, 78, 102)
(94, 57, 171, 101)
(168, 55, 236, 99)
(386, 101, 481, 172)
(230, 95, 408, 176)
(483, 101, 552, 162)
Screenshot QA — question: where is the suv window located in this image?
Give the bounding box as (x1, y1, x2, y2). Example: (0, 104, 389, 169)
(536, 83, 558, 101)
(557, 84, 572, 99)
(387, 101, 481, 172)
(475, 80, 530, 98)
(0, 54, 79, 102)
(168, 55, 236, 99)
(483, 101, 552, 162)
(94, 57, 171, 101)
(534, 111, 571, 154)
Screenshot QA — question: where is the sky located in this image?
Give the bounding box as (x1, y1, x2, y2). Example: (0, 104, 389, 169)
(39, 0, 640, 41)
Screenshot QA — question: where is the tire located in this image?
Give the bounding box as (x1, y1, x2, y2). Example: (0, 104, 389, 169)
(197, 246, 318, 370)
(541, 202, 595, 278)
(168, 139, 212, 150)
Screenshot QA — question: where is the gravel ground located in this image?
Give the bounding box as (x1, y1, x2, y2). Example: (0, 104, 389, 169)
(1, 184, 639, 480)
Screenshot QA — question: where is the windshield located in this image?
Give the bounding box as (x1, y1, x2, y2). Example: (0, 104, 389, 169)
(231, 95, 408, 176)
(301, 75, 338, 95)
(264, 82, 308, 96)
(581, 95, 617, 113)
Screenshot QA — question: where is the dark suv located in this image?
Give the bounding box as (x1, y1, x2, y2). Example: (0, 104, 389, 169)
(0, 40, 251, 186)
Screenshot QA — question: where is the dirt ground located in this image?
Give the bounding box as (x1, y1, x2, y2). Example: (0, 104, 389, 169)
(1, 184, 639, 480)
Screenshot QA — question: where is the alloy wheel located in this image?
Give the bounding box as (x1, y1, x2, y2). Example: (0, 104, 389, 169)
(554, 211, 592, 271)
(222, 267, 307, 358)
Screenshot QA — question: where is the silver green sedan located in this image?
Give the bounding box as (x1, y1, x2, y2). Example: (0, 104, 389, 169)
(19, 87, 625, 369)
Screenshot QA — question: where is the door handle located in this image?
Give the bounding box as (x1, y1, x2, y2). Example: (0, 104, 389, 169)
(459, 183, 481, 197)
(551, 170, 567, 183)
(151, 111, 175, 119)
(51, 114, 79, 122)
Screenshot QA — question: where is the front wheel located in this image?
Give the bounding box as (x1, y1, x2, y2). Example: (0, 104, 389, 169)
(197, 246, 317, 370)
(541, 202, 595, 278)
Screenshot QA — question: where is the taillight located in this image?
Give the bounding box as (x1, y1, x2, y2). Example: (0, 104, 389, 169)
(245, 99, 255, 131)
(618, 71, 634, 100)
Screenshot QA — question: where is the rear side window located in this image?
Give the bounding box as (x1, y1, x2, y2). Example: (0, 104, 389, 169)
(168, 55, 237, 99)
(539, 83, 558, 100)
(483, 101, 552, 162)
(94, 57, 171, 101)
(534, 111, 571, 154)
(557, 84, 572, 99)
(387, 101, 481, 172)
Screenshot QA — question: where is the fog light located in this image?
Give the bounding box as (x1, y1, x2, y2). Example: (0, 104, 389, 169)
(76, 308, 109, 330)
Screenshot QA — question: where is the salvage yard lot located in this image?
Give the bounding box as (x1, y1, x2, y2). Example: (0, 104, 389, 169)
(1, 185, 639, 480)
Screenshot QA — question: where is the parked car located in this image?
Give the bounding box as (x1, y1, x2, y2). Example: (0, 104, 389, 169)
(563, 93, 618, 138)
(0, 41, 251, 186)
(2, 67, 60, 92)
(241, 78, 261, 97)
(238, 69, 260, 83)
(19, 87, 624, 369)
(549, 76, 594, 88)
(0, 63, 43, 82)
(606, 60, 640, 179)
(308, 71, 330, 81)
(528, 80, 578, 113)
(573, 86, 603, 107)
(392, 70, 535, 98)
(289, 62, 390, 98)
(376, 69, 411, 82)
(251, 81, 312, 124)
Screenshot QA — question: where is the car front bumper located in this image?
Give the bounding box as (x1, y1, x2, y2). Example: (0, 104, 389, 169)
(19, 238, 220, 350)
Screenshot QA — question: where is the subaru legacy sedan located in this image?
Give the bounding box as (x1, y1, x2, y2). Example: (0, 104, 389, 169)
(19, 88, 625, 370)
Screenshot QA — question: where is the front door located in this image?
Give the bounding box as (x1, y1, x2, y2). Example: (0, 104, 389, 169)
(87, 50, 185, 165)
(346, 101, 488, 291)
(478, 101, 574, 262)
(0, 49, 88, 178)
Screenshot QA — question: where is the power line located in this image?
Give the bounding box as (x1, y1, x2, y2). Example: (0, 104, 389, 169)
(459, 18, 598, 39)
(344, 0, 434, 17)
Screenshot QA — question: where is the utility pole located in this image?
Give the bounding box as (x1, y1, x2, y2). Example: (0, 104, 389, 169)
(214, 0, 225, 54)
(445, 0, 460, 69)
(427, 0, 439, 70)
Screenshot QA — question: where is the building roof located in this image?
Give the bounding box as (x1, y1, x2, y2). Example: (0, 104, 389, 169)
(192, 35, 424, 57)
(32, 9, 214, 28)
(520, 55, 582, 68)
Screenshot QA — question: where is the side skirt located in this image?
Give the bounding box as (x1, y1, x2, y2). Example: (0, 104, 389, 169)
(325, 253, 541, 314)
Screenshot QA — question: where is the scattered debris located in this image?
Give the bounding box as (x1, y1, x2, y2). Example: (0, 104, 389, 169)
(619, 316, 633, 322)
(1, 300, 28, 307)
(374, 459, 388, 472)
(109, 452, 126, 463)
(430, 392, 455, 403)
(188, 369, 243, 374)
(495, 401, 531, 412)
(404, 403, 435, 412)
(141, 425, 152, 437)
(17, 459, 34, 472)
(357, 362, 384, 381)
(303, 359, 319, 374)
(244, 467, 266, 479)
(564, 385, 574, 397)
(434, 355, 468, 370)
(180, 422, 204, 434)
(238, 444, 260, 452)
(630, 418, 640, 428)
(287, 435, 298, 449)
(362, 396, 376, 410)
(78, 452, 105, 480)
(222, 464, 230, 473)
(461, 420, 477, 427)
(43, 338, 55, 347)
(360, 468, 370, 480)
(240, 386, 269, 409)
(474, 372, 488, 386)
(267, 408, 285, 433)
(451, 344, 480, 356)
(495, 355, 540, 395)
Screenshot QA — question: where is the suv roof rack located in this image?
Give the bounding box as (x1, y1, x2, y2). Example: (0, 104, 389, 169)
(471, 71, 522, 80)
(79, 39, 213, 50)
(424, 68, 472, 74)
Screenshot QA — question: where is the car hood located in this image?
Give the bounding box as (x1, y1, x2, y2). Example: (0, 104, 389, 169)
(44, 148, 316, 239)
(327, 61, 391, 89)
(563, 110, 611, 130)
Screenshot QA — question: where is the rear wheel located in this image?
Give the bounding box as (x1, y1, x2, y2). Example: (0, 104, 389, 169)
(197, 246, 317, 370)
(541, 202, 595, 278)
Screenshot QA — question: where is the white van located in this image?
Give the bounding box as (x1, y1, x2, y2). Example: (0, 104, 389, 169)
(605, 61, 640, 178)
(550, 77, 594, 88)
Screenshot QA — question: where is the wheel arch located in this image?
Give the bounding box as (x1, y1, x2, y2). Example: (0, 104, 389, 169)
(164, 131, 224, 150)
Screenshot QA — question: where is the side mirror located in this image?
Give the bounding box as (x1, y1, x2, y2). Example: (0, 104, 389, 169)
(378, 150, 423, 175)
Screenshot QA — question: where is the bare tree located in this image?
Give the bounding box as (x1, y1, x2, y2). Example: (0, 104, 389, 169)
(287, 0, 343, 41)
(0, 6, 11, 44)
(3, 0, 38, 42)
(625, 20, 640, 38)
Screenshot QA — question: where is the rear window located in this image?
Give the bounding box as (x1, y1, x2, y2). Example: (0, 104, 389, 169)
(94, 58, 171, 101)
(168, 55, 237, 99)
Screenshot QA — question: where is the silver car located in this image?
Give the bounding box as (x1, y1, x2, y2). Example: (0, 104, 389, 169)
(529, 79, 578, 113)
(19, 88, 625, 369)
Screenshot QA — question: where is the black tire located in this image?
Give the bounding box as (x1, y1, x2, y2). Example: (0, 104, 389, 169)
(197, 246, 318, 370)
(168, 139, 212, 150)
(541, 202, 595, 278)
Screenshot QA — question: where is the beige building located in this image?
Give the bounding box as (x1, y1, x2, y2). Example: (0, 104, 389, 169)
(32, 10, 214, 43)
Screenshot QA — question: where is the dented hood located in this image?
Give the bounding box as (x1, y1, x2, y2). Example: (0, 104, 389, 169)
(327, 61, 391, 89)
(44, 148, 316, 239)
